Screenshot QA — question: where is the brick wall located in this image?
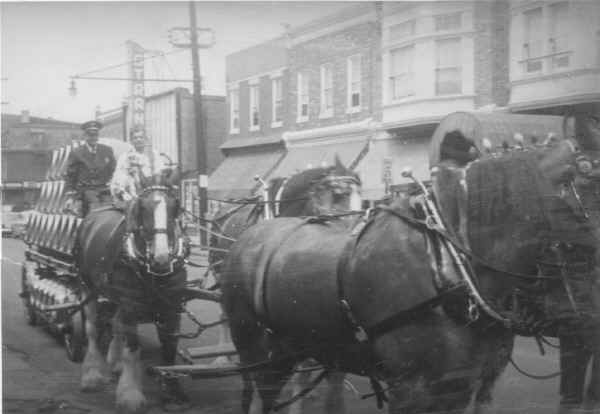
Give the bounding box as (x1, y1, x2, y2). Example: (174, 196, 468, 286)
(287, 15, 382, 132)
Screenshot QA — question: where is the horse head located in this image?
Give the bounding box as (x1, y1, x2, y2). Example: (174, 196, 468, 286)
(124, 168, 187, 276)
(278, 155, 362, 217)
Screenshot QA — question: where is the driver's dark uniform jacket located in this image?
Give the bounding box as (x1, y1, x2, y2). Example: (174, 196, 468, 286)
(65, 143, 116, 216)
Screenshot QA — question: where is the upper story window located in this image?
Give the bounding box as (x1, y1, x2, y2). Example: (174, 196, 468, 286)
(435, 12, 461, 32)
(271, 77, 283, 127)
(249, 83, 260, 131)
(297, 72, 309, 122)
(390, 46, 414, 100)
(320, 63, 333, 118)
(550, 2, 570, 69)
(229, 88, 239, 133)
(389, 19, 415, 42)
(523, 7, 544, 73)
(347, 55, 362, 112)
(435, 38, 462, 95)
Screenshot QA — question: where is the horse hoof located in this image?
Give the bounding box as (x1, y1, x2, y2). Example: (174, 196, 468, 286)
(80, 371, 109, 392)
(116, 388, 147, 414)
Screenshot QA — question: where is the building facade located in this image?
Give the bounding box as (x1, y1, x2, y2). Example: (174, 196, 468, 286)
(208, 37, 290, 206)
(212, 0, 599, 204)
(1, 111, 80, 208)
(508, 0, 600, 117)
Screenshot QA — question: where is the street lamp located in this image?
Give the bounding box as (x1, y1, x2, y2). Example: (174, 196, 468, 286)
(68, 79, 77, 97)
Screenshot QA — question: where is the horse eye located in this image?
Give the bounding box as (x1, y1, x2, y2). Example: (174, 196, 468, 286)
(577, 159, 593, 175)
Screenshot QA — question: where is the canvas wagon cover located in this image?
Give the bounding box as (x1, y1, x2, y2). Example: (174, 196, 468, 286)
(429, 112, 567, 167)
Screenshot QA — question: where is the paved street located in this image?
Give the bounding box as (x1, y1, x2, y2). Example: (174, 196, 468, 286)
(0, 236, 594, 413)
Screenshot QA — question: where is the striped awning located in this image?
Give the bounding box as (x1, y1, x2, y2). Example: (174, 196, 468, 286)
(268, 139, 369, 179)
(208, 149, 285, 200)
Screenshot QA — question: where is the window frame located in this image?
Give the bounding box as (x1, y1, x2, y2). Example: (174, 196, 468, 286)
(346, 54, 362, 113)
(229, 87, 240, 134)
(522, 7, 544, 73)
(435, 37, 462, 96)
(389, 46, 415, 101)
(320, 63, 334, 118)
(271, 77, 283, 128)
(249, 82, 260, 131)
(297, 72, 309, 123)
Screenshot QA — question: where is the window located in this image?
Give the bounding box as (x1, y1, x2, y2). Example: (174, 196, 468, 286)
(523, 7, 543, 73)
(320, 64, 333, 117)
(389, 19, 415, 41)
(229, 88, 239, 133)
(297, 72, 309, 122)
(390, 46, 414, 100)
(435, 12, 461, 31)
(249, 84, 259, 130)
(435, 38, 462, 95)
(271, 77, 283, 126)
(550, 2, 570, 68)
(347, 55, 361, 111)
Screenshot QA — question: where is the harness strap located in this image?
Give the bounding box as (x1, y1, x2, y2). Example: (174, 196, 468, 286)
(364, 283, 468, 339)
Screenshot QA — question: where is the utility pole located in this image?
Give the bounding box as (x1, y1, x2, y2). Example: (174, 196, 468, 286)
(169, 3, 214, 247)
(188, 0, 207, 246)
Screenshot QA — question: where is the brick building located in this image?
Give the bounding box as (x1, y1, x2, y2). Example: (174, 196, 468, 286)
(1, 111, 80, 208)
(208, 37, 289, 204)
(214, 0, 598, 203)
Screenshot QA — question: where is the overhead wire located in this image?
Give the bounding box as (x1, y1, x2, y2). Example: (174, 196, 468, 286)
(73, 48, 187, 78)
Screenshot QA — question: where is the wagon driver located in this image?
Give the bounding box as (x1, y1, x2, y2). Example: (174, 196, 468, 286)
(64, 120, 116, 216)
(110, 126, 165, 202)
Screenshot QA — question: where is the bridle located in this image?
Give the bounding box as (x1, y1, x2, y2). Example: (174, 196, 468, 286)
(123, 185, 188, 277)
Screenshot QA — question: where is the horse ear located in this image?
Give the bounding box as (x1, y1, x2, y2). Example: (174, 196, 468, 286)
(333, 154, 346, 172)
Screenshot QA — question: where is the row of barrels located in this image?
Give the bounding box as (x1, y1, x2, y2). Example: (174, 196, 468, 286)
(26, 142, 83, 256)
(24, 213, 81, 255)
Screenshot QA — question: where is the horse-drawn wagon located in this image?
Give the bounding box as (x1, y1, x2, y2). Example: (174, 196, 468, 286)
(18, 111, 600, 413)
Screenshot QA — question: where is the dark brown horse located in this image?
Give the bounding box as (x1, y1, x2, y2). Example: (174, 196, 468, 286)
(75, 171, 189, 413)
(556, 112, 600, 410)
(221, 132, 600, 414)
(209, 159, 361, 412)
(208, 159, 361, 351)
(209, 158, 362, 279)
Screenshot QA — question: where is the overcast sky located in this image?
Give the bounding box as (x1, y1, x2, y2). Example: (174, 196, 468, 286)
(1, 1, 349, 123)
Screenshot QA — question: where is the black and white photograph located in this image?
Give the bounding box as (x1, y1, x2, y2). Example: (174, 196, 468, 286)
(1, 1, 600, 413)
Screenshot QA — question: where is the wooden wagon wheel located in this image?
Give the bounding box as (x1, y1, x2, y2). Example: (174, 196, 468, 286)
(20, 264, 37, 326)
(64, 308, 86, 363)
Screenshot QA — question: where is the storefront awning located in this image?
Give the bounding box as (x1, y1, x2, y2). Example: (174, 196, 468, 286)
(355, 138, 430, 200)
(208, 149, 285, 200)
(268, 139, 369, 179)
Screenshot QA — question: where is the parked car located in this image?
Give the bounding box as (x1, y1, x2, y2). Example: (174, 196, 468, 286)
(2, 210, 32, 239)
